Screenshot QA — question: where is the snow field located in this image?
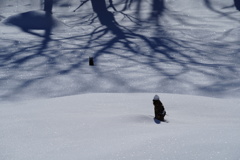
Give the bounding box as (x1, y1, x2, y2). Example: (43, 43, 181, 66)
(0, 0, 240, 100)
(1, 93, 240, 160)
(0, 0, 240, 159)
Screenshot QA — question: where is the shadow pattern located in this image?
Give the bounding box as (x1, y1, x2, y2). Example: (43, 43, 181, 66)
(0, 0, 239, 101)
(234, 0, 240, 11)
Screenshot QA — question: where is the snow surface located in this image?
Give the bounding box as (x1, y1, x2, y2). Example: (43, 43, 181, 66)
(1, 93, 240, 160)
(0, 0, 239, 100)
(0, 0, 240, 159)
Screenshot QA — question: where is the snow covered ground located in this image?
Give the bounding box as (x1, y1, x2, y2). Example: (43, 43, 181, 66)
(1, 93, 240, 160)
(0, 0, 239, 100)
(0, 0, 240, 159)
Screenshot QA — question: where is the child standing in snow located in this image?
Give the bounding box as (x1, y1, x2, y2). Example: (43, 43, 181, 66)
(153, 95, 166, 121)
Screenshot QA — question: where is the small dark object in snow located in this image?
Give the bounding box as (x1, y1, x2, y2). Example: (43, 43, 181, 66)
(153, 95, 166, 121)
(89, 57, 94, 66)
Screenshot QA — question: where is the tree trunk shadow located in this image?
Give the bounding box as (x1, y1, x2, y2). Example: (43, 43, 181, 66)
(234, 0, 240, 11)
(90, 0, 125, 38)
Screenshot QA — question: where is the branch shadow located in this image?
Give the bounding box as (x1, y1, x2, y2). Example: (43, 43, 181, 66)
(79, 0, 240, 97)
(203, 0, 240, 21)
(0, 0, 239, 101)
(1, 10, 57, 100)
(4, 10, 54, 56)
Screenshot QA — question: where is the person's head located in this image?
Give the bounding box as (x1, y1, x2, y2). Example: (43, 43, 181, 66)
(153, 95, 160, 101)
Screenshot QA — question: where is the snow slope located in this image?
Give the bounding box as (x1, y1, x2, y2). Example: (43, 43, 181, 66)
(0, 0, 240, 159)
(1, 93, 240, 160)
(0, 0, 240, 101)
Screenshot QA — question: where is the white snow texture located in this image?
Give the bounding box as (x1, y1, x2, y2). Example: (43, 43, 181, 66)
(0, 0, 240, 160)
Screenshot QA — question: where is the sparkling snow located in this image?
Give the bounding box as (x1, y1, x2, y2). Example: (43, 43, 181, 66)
(0, 0, 240, 159)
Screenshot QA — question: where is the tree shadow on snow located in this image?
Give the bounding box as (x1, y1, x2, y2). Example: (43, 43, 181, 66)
(204, 0, 240, 20)
(4, 10, 54, 38)
(0, 0, 240, 101)
(3, 10, 55, 61)
(234, 0, 240, 11)
(1, 10, 58, 100)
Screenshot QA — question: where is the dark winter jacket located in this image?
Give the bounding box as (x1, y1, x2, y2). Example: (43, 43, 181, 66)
(153, 100, 166, 120)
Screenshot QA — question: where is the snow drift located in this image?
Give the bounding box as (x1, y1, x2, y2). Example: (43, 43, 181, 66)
(1, 93, 240, 160)
(0, 0, 240, 159)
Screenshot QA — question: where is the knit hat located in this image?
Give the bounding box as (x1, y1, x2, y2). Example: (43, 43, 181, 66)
(153, 95, 160, 100)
